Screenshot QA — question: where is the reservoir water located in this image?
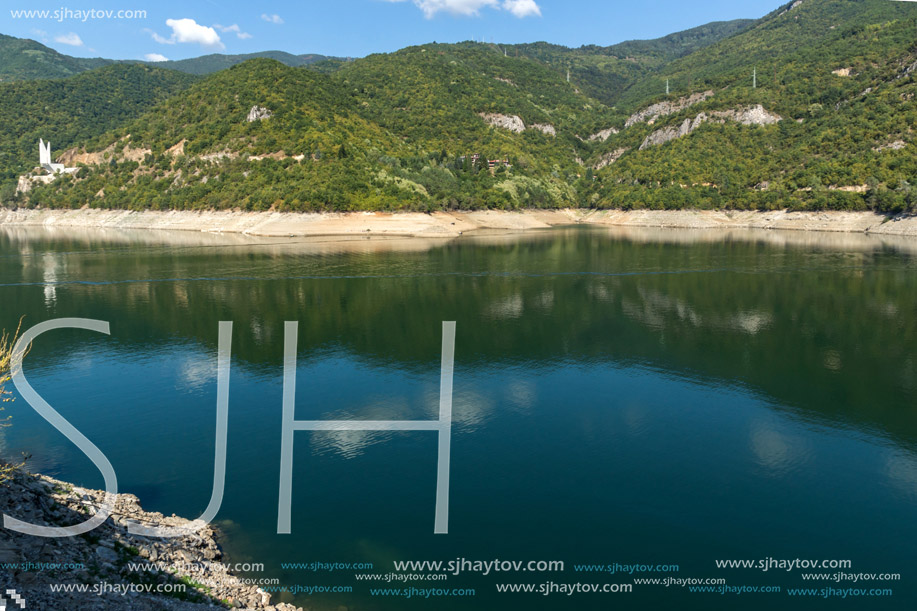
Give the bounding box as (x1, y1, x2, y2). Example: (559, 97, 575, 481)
(0, 225, 915, 609)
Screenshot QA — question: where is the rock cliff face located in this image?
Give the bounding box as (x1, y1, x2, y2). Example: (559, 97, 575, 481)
(0, 470, 301, 611)
(625, 90, 715, 127)
(639, 104, 782, 149)
(530, 123, 556, 137)
(246, 106, 273, 122)
(478, 113, 556, 136)
(479, 113, 526, 133)
(586, 128, 619, 142)
(594, 148, 629, 170)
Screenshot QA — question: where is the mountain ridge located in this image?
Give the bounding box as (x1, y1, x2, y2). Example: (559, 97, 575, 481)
(3, 0, 917, 215)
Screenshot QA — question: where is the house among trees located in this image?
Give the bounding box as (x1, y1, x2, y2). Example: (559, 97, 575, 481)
(458, 154, 512, 173)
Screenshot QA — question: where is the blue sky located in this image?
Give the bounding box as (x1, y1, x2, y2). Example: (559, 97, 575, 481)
(2, 0, 785, 61)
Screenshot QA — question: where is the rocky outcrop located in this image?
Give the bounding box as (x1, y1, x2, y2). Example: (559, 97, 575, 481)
(246, 106, 273, 122)
(478, 113, 526, 133)
(716, 105, 782, 126)
(478, 114, 556, 136)
(59, 139, 151, 166)
(625, 90, 714, 127)
(874, 140, 906, 152)
(778, 0, 805, 16)
(594, 148, 629, 170)
(639, 105, 782, 149)
(0, 470, 301, 611)
(586, 128, 618, 142)
(530, 123, 556, 137)
(165, 140, 187, 157)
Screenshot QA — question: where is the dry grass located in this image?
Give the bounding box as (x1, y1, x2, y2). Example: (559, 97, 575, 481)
(1, 319, 26, 483)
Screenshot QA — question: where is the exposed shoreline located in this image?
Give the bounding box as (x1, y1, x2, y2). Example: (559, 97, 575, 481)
(0, 469, 300, 610)
(2, 207, 917, 238)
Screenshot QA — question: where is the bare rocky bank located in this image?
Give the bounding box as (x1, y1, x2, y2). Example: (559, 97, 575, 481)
(1, 208, 917, 238)
(0, 470, 301, 611)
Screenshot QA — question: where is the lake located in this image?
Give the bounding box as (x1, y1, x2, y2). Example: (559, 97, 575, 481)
(0, 224, 915, 609)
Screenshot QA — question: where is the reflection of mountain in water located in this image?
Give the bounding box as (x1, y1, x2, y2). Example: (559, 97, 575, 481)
(1, 225, 916, 448)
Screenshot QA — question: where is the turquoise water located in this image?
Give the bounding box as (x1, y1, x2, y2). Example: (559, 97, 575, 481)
(0, 225, 915, 609)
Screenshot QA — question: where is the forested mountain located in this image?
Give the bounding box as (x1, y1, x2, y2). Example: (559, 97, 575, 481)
(0, 64, 196, 185)
(0, 33, 112, 81)
(0, 33, 339, 80)
(3, 0, 917, 214)
(505, 19, 756, 105)
(583, 0, 917, 211)
(152, 51, 343, 75)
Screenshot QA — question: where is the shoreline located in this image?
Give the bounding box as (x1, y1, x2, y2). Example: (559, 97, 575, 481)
(2, 207, 917, 238)
(0, 469, 300, 610)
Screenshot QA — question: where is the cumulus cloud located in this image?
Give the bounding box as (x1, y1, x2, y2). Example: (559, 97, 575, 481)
(54, 32, 83, 46)
(149, 18, 225, 50)
(261, 13, 284, 24)
(144, 53, 169, 62)
(214, 23, 252, 40)
(385, 0, 541, 18)
(502, 0, 541, 17)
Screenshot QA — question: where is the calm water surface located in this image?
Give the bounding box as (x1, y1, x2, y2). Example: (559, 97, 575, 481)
(0, 225, 915, 609)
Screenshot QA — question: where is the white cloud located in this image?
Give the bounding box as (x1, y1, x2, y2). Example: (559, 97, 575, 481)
(149, 18, 225, 50)
(385, 0, 541, 19)
(502, 0, 541, 18)
(30, 28, 48, 43)
(214, 23, 253, 40)
(144, 53, 169, 62)
(261, 13, 284, 24)
(54, 32, 83, 46)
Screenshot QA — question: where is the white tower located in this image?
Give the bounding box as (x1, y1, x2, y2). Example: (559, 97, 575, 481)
(38, 139, 65, 174)
(39, 139, 51, 166)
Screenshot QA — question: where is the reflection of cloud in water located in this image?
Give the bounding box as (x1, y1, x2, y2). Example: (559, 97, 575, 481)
(309, 385, 496, 459)
(421, 387, 494, 431)
(178, 356, 217, 391)
(732, 310, 773, 335)
(310, 400, 413, 459)
(505, 380, 536, 413)
(750, 421, 809, 475)
(885, 451, 917, 497)
(484, 294, 523, 320)
(311, 429, 396, 460)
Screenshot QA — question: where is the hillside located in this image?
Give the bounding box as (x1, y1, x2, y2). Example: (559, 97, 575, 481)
(507, 19, 756, 105)
(581, 0, 917, 212)
(0, 33, 112, 81)
(154, 51, 344, 75)
(0, 64, 196, 188)
(0, 33, 340, 80)
(10, 45, 617, 212)
(3, 0, 917, 215)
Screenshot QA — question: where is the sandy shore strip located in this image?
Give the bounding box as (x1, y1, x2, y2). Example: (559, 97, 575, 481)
(2, 208, 917, 238)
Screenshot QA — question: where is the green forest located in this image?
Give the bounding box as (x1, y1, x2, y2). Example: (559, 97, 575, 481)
(2, 0, 917, 214)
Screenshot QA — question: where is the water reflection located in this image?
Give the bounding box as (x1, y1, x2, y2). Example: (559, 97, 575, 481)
(1, 224, 916, 610)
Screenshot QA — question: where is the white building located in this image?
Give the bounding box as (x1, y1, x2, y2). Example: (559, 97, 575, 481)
(16, 139, 79, 194)
(39, 139, 78, 176)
